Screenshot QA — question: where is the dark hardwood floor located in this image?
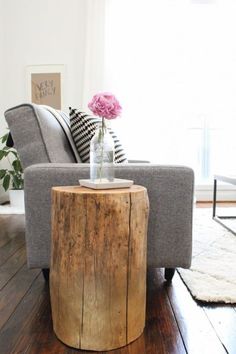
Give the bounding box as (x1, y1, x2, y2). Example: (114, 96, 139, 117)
(0, 206, 236, 354)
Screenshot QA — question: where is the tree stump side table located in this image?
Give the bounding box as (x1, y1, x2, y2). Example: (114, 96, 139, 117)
(50, 185, 149, 351)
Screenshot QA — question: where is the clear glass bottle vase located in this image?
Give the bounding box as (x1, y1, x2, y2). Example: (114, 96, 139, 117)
(90, 119, 115, 182)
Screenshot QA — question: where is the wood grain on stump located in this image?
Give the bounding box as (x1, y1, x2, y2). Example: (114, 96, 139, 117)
(50, 185, 149, 351)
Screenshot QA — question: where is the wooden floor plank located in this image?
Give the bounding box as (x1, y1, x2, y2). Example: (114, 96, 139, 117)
(0, 246, 26, 290)
(0, 210, 235, 353)
(145, 269, 186, 354)
(203, 304, 236, 354)
(14, 290, 68, 354)
(0, 233, 25, 266)
(0, 273, 79, 354)
(0, 263, 40, 330)
(0, 216, 16, 246)
(0, 215, 25, 248)
(166, 273, 227, 354)
(0, 274, 46, 354)
(0, 231, 14, 248)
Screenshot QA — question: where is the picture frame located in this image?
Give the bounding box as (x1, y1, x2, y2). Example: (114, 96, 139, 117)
(26, 64, 65, 110)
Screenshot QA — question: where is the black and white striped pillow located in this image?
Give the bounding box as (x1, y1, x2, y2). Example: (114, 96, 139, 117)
(69, 108, 128, 163)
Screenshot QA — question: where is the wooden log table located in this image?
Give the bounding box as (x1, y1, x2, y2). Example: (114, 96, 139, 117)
(50, 185, 149, 351)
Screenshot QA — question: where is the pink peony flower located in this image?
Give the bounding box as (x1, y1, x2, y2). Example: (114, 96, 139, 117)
(88, 92, 122, 120)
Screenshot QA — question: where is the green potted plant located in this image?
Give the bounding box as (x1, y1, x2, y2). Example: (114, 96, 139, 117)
(0, 131, 24, 208)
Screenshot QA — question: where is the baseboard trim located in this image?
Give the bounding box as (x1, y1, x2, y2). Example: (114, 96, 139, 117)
(195, 184, 236, 202)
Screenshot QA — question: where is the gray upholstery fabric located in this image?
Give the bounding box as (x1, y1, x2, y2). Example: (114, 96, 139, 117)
(24, 163, 194, 269)
(42, 105, 82, 162)
(4, 104, 76, 169)
(5, 103, 194, 271)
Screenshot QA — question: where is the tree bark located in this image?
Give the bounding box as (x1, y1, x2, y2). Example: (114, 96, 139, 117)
(50, 185, 149, 351)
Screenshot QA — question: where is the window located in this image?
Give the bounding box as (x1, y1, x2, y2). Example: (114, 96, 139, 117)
(103, 0, 236, 185)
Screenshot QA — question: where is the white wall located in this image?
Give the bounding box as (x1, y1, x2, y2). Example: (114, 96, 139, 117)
(0, 0, 7, 203)
(0, 0, 3, 113)
(0, 0, 4, 136)
(0, 0, 87, 202)
(0, 0, 3, 135)
(0, 0, 3, 124)
(1, 0, 87, 113)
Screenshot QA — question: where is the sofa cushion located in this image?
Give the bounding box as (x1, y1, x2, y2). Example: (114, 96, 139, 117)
(4, 104, 78, 169)
(42, 106, 81, 162)
(69, 108, 128, 163)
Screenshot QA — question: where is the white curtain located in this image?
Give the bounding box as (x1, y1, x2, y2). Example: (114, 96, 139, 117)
(81, 0, 108, 110)
(83, 0, 236, 183)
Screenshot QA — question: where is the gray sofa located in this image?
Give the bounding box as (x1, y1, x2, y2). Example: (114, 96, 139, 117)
(5, 103, 194, 280)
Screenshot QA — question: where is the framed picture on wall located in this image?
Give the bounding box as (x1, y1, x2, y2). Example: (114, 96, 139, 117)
(26, 65, 65, 110)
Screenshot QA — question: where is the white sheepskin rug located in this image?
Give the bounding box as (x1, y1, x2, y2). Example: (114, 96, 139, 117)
(178, 208, 236, 303)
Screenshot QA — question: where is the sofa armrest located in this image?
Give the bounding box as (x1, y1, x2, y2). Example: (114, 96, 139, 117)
(24, 163, 194, 269)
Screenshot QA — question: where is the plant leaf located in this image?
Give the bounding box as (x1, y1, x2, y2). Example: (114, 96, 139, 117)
(0, 151, 7, 160)
(12, 175, 19, 189)
(12, 174, 24, 189)
(3, 174, 10, 191)
(10, 151, 18, 158)
(3, 146, 10, 151)
(0, 170, 6, 179)
(12, 160, 21, 172)
(1, 133, 9, 144)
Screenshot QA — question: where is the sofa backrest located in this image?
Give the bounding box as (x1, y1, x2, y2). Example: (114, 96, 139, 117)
(4, 103, 81, 169)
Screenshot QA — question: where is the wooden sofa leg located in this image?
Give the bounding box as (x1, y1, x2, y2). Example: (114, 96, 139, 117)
(164, 268, 175, 281)
(42, 268, 50, 282)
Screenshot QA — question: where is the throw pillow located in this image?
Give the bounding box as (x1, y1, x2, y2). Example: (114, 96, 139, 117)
(69, 108, 128, 163)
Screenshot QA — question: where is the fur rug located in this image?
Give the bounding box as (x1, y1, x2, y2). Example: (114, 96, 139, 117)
(178, 208, 236, 303)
